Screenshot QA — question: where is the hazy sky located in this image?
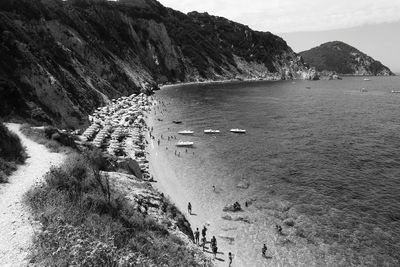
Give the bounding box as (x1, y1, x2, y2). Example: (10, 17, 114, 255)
(158, 0, 400, 72)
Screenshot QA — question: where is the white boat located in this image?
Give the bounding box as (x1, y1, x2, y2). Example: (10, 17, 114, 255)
(204, 129, 220, 134)
(176, 141, 194, 147)
(178, 130, 194, 135)
(363, 78, 371, 81)
(391, 90, 400, 93)
(360, 88, 368, 92)
(230, 128, 246, 133)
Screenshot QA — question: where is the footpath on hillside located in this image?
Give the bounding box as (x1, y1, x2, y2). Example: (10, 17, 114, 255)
(0, 123, 65, 266)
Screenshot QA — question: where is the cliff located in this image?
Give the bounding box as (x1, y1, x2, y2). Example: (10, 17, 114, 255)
(0, 0, 310, 128)
(299, 41, 394, 76)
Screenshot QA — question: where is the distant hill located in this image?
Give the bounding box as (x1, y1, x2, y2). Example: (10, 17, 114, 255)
(299, 41, 393, 76)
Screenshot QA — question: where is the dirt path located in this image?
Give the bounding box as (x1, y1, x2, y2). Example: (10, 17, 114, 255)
(0, 123, 65, 266)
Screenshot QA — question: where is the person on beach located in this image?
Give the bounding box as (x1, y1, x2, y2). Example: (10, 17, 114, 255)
(212, 245, 218, 259)
(194, 228, 200, 245)
(228, 252, 233, 266)
(262, 244, 267, 257)
(188, 202, 192, 214)
(211, 236, 217, 247)
(202, 226, 207, 238)
(276, 224, 283, 235)
(201, 236, 206, 251)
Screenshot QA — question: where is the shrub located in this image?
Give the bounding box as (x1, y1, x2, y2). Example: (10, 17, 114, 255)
(25, 152, 205, 266)
(20, 124, 75, 153)
(0, 122, 26, 162)
(0, 121, 26, 182)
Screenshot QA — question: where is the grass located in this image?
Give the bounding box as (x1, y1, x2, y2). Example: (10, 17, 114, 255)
(19, 124, 76, 154)
(25, 151, 208, 266)
(0, 121, 26, 182)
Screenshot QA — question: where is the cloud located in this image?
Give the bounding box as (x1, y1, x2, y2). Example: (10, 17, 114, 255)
(157, 0, 400, 33)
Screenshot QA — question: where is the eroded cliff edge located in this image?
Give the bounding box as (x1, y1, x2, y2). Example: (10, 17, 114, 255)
(0, 0, 312, 128)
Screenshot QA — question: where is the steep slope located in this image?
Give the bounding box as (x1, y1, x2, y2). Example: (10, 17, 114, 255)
(300, 41, 393, 76)
(0, 0, 309, 128)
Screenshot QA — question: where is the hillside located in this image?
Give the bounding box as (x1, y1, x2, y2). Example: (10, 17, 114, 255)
(299, 41, 393, 76)
(0, 0, 312, 128)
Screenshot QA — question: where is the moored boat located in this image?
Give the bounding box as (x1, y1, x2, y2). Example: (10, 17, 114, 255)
(230, 128, 246, 133)
(391, 90, 400, 93)
(178, 130, 194, 135)
(204, 129, 220, 134)
(176, 141, 194, 147)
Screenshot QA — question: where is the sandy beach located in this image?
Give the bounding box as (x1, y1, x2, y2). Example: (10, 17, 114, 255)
(146, 97, 245, 266)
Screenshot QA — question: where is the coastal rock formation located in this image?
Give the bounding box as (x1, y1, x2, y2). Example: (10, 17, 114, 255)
(300, 41, 394, 76)
(0, 0, 310, 127)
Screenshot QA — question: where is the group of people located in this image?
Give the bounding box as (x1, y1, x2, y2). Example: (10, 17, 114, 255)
(189, 203, 234, 264)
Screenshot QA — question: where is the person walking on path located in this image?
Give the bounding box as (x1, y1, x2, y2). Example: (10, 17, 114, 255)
(201, 236, 206, 251)
(194, 228, 200, 245)
(188, 202, 192, 215)
(262, 244, 267, 257)
(202, 225, 207, 238)
(228, 252, 233, 266)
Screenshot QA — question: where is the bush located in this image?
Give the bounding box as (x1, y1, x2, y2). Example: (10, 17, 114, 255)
(0, 122, 26, 162)
(20, 124, 75, 153)
(0, 121, 26, 182)
(25, 152, 205, 266)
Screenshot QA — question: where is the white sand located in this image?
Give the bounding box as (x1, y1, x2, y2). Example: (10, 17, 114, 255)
(0, 123, 65, 266)
(148, 136, 238, 266)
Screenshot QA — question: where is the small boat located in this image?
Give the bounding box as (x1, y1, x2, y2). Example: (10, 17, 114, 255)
(306, 86, 311, 89)
(230, 128, 246, 134)
(178, 130, 194, 135)
(204, 129, 220, 134)
(360, 88, 368, 92)
(363, 78, 371, 81)
(391, 90, 400, 93)
(176, 141, 194, 147)
(172, 120, 182, 124)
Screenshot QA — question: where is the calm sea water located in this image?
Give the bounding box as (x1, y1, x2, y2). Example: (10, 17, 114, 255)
(152, 77, 400, 266)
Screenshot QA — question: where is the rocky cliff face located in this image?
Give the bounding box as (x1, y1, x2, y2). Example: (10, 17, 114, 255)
(299, 41, 394, 76)
(0, 0, 309, 128)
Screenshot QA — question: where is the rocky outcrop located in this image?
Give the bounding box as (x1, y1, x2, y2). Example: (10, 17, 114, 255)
(0, 0, 310, 128)
(300, 41, 394, 76)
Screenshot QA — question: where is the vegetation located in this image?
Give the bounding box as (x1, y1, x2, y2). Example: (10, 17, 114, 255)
(20, 124, 76, 154)
(25, 152, 205, 266)
(0, 121, 26, 182)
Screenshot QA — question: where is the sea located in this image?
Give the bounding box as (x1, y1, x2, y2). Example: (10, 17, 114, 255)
(150, 76, 400, 266)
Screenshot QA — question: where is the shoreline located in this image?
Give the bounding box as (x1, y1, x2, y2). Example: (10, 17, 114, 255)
(146, 97, 237, 266)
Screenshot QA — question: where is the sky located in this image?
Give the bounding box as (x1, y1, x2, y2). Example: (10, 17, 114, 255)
(158, 0, 400, 72)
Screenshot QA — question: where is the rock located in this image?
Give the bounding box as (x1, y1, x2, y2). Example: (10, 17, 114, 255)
(218, 235, 235, 244)
(237, 179, 250, 189)
(284, 218, 295, 227)
(232, 216, 251, 223)
(222, 215, 232, 221)
(223, 202, 242, 212)
(116, 158, 143, 179)
(45, 127, 77, 148)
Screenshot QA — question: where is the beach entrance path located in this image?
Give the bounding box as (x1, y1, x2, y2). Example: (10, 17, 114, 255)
(0, 123, 65, 266)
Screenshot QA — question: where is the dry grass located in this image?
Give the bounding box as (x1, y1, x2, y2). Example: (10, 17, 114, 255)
(25, 152, 206, 266)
